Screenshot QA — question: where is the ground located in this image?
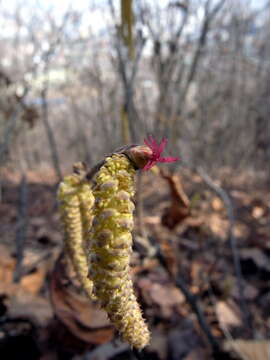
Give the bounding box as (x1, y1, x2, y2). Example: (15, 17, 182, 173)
(0, 167, 269, 360)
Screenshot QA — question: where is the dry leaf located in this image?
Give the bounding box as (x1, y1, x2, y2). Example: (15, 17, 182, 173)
(225, 340, 270, 360)
(8, 292, 53, 326)
(168, 326, 201, 359)
(0, 245, 47, 295)
(215, 301, 242, 328)
(150, 283, 185, 307)
(138, 278, 185, 318)
(232, 281, 258, 301)
(190, 261, 205, 287)
(160, 238, 178, 277)
(0, 245, 15, 283)
(184, 347, 209, 360)
(211, 197, 223, 211)
(207, 214, 228, 239)
(50, 254, 114, 345)
(233, 222, 250, 239)
(240, 248, 270, 272)
(231, 190, 252, 206)
(20, 266, 46, 294)
(144, 215, 160, 225)
(148, 329, 168, 360)
(252, 206, 265, 219)
(160, 170, 190, 229)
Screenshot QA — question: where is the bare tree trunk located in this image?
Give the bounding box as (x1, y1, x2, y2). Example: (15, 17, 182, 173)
(109, 0, 146, 143)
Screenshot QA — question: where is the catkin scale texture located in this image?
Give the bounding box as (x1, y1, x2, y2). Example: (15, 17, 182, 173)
(58, 175, 95, 299)
(89, 154, 150, 349)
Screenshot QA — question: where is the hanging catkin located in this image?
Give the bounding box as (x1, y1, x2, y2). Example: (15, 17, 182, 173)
(88, 154, 150, 349)
(58, 172, 95, 299)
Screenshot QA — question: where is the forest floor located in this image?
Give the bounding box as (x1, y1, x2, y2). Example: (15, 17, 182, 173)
(0, 166, 269, 360)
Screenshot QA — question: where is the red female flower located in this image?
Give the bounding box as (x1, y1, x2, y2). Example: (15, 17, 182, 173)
(143, 136, 180, 170)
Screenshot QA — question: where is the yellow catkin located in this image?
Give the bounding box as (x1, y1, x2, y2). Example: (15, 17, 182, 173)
(88, 154, 150, 349)
(58, 174, 95, 299)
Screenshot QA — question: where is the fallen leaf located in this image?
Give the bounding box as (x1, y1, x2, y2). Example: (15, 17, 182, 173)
(231, 190, 252, 206)
(150, 283, 185, 307)
(148, 282, 185, 318)
(160, 171, 190, 229)
(144, 216, 160, 225)
(224, 340, 270, 360)
(215, 301, 242, 328)
(0, 245, 48, 295)
(184, 347, 209, 360)
(20, 266, 46, 294)
(240, 248, 270, 272)
(233, 222, 250, 239)
(147, 329, 168, 360)
(168, 326, 201, 360)
(252, 206, 265, 219)
(232, 281, 258, 301)
(132, 258, 159, 276)
(50, 254, 114, 345)
(211, 197, 223, 211)
(207, 213, 228, 239)
(8, 292, 53, 326)
(160, 238, 178, 277)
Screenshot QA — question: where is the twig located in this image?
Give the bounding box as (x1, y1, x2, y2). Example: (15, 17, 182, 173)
(41, 87, 62, 181)
(13, 174, 28, 282)
(197, 166, 253, 332)
(155, 246, 221, 353)
(175, 275, 220, 350)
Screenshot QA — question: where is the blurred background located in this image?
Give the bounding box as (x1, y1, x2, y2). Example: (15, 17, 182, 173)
(0, 0, 270, 176)
(0, 0, 270, 359)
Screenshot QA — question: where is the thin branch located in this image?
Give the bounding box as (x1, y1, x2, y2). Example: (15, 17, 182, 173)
(175, 275, 220, 351)
(37, 10, 72, 181)
(155, 246, 221, 353)
(170, 0, 226, 138)
(41, 87, 62, 181)
(197, 166, 253, 333)
(13, 174, 28, 283)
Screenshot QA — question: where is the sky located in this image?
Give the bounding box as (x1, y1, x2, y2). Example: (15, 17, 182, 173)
(0, 0, 267, 39)
(1, 0, 266, 13)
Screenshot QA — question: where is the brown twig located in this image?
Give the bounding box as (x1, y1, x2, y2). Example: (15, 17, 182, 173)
(155, 245, 221, 354)
(197, 166, 253, 333)
(13, 174, 28, 282)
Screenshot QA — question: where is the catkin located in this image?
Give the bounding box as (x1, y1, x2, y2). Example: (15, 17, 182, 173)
(88, 154, 150, 349)
(58, 174, 95, 299)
